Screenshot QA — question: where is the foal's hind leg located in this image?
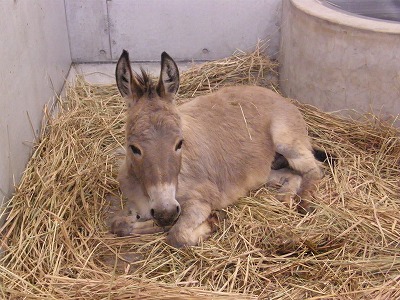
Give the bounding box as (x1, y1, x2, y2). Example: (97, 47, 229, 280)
(267, 168, 302, 208)
(271, 126, 322, 213)
(276, 144, 322, 213)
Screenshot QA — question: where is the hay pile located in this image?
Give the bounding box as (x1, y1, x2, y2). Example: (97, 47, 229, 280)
(1, 46, 400, 299)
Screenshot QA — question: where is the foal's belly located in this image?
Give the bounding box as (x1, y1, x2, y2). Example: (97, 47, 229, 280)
(214, 162, 271, 209)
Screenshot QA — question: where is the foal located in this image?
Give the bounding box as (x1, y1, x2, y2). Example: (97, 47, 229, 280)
(110, 50, 322, 247)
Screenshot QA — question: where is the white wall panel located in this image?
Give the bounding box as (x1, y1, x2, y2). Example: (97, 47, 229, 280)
(65, 0, 111, 62)
(0, 1, 71, 219)
(66, 0, 281, 62)
(109, 0, 281, 61)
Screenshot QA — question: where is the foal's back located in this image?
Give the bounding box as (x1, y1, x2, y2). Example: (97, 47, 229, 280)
(177, 85, 312, 209)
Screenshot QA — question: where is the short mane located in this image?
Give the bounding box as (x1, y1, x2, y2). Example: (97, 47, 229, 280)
(134, 67, 157, 98)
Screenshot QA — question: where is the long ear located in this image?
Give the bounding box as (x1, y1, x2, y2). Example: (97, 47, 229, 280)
(157, 52, 179, 98)
(115, 50, 143, 103)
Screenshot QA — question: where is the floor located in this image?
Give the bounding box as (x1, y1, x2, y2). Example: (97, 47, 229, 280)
(66, 62, 195, 85)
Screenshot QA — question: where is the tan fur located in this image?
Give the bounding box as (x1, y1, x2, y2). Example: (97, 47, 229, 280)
(111, 50, 322, 247)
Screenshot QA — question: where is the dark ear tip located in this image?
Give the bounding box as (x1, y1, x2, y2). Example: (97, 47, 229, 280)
(161, 51, 172, 60)
(121, 49, 130, 60)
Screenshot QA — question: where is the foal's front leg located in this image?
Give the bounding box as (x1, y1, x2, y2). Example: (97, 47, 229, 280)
(166, 199, 213, 248)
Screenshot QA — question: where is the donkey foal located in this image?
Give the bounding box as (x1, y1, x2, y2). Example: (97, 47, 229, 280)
(110, 50, 322, 247)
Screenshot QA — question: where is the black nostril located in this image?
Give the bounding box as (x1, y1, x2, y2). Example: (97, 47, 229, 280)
(176, 205, 181, 214)
(150, 208, 155, 217)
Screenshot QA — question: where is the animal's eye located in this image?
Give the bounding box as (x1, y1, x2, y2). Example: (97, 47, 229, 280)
(130, 145, 142, 156)
(175, 139, 184, 151)
(136, 214, 141, 220)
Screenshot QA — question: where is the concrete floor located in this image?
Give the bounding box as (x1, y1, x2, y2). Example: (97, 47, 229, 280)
(67, 62, 195, 85)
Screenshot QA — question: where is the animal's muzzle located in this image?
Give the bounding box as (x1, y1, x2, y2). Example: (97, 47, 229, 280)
(147, 183, 181, 227)
(151, 204, 181, 227)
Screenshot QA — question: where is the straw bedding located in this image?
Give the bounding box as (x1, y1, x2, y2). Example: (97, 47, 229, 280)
(1, 46, 399, 299)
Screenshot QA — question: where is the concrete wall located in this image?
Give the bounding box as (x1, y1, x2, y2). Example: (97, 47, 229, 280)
(66, 0, 282, 62)
(0, 1, 71, 218)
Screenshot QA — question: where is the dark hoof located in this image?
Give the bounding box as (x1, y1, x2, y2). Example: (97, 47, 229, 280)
(296, 200, 315, 215)
(110, 218, 133, 237)
(207, 210, 227, 232)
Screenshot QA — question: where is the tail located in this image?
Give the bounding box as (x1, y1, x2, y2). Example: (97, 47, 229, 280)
(312, 148, 337, 167)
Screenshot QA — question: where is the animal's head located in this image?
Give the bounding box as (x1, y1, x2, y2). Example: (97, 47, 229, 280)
(115, 50, 182, 227)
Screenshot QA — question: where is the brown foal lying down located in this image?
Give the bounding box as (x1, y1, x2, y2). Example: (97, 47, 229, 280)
(109, 50, 322, 248)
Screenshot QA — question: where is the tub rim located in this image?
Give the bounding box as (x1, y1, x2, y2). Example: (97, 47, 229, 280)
(290, 0, 400, 34)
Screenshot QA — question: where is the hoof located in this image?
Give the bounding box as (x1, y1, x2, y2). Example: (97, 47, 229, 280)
(296, 200, 315, 215)
(207, 210, 226, 232)
(166, 232, 187, 248)
(110, 217, 134, 237)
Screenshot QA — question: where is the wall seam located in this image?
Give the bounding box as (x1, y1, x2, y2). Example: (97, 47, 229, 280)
(106, 0, 113, 60)
(63, 0, 74, 62)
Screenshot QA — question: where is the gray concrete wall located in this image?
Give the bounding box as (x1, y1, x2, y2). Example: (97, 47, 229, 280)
(0, 1, 71, 218)
(280, 0, 400, 122)
(66, 0, 282, 62)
